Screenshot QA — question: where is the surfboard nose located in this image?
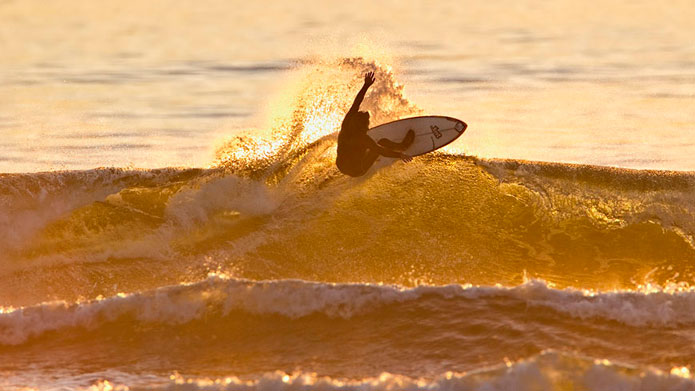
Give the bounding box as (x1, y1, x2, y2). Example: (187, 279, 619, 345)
(455, 121, 467, 132)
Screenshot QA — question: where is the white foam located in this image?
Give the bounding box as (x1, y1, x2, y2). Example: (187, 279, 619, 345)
(0, 169, 137, 254)
(164, 175, 280, 228)
(2, 277, 695, 346)
(16, 351, 688, 391)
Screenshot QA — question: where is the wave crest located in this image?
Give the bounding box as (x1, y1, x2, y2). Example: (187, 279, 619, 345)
(2, 277, 695, 346)
(8, 351, 693, 391)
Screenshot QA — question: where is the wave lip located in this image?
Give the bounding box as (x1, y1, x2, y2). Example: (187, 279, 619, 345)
(2, 276, 695, 346)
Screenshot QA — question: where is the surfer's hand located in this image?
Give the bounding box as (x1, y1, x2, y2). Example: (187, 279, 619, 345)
(400, 153, 412, 163)
(364, 71, 375, 87)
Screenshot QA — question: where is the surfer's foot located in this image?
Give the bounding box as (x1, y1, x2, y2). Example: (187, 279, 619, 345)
(378, 130, 415, 151)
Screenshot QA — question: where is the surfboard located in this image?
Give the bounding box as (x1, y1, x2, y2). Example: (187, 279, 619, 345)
(367, 116, 467, 157)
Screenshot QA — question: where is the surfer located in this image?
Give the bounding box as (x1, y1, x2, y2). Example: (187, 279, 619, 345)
(336, 71, 414, 177)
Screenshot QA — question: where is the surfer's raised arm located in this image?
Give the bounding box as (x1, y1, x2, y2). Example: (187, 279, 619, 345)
(348, 71, 376, 114)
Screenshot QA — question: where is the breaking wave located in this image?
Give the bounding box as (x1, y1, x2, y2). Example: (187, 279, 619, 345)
(4, 276, 695, 346)
(4, 351, 694, 391)
(1, 277, 693, 379)
(2, 155, 695, 307)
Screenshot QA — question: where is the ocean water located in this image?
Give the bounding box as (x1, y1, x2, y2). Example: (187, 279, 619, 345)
(1, 0, 695, 390)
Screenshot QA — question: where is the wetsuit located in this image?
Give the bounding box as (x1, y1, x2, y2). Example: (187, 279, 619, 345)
(336, 74, 405, 177)
(336, 112, 404, 177)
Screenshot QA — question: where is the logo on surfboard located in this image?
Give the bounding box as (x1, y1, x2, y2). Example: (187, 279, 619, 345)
(430, 125, 442, 139)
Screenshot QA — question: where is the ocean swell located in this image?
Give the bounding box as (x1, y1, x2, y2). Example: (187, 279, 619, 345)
(4, 351, 693, 391)
(2, 276, 695, 347)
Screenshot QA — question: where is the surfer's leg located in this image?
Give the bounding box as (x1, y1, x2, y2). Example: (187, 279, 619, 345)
(357, 148, 381, 176)
(378, 129, 415, 151)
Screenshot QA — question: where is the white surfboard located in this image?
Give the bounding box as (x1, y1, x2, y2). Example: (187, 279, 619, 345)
(367, 116, 467, 157)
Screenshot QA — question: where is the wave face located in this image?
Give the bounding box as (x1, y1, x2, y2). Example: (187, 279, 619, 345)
(2, 147, 695, 305)
(1, 277, 694, 378)
(2, 58, 695, 390)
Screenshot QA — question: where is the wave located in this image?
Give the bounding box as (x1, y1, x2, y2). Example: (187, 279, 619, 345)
(138, 352, 695, 391)
(1, 277, 693, 376)
(3, 351, 694, 391)
(4, 276, 695, 344)
(1, 57, 695, 306)
(137, 352, 695, 391)
(2, 155, 695, 306)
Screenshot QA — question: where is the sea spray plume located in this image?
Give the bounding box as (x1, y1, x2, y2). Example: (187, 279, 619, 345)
(212, 57, 421, 183)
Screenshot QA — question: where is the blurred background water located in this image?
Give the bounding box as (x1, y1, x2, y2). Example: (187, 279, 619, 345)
(1, 0, 693, 172)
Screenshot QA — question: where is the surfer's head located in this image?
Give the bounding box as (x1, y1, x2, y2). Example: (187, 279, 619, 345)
(355, 111, 370, 131)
